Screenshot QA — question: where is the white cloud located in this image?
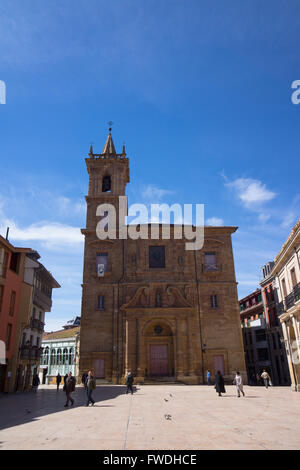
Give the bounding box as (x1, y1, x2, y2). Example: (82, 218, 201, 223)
(56, 196, 86, 216)
(281, 211, 297, 229)
(206, 217, 224, 226)
(0, 218, 83, 247)
(225, 178, 276, 207)
(141, 185, 174, 201)
(258, 213, 271, 223)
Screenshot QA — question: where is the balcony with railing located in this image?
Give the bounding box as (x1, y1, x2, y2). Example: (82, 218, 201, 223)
(285, 282, 300, 310)
(30, 318, 45, 333)
(20, 346, 43, 360)
(33, 288, 52, 311)
(276, 301, 285, 315)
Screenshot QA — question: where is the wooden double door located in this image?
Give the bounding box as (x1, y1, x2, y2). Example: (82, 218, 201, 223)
(149, 344, 169, 377)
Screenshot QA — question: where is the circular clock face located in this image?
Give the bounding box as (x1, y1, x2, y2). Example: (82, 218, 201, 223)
(154, 325, 163, 335)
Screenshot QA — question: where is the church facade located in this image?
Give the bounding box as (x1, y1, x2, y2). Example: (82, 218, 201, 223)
(79, 131, 246, 384)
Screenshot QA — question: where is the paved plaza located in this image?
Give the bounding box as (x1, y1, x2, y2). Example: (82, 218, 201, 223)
(0, 384, 299, 450)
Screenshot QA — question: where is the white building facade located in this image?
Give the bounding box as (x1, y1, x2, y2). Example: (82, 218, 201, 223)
(270, 219, 300, 391)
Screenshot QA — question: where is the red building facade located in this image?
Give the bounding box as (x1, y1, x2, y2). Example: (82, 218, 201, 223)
(0, 236, 31, 392)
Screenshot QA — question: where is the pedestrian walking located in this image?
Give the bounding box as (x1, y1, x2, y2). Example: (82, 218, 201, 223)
(56, 373, 61, 390)
(82, 372, 88, 389)
(233, 371, 245, 397)
(125, 371, 134, 395)
(63, 373, 68, 391)
(85, 371, 96, 406)
(261, 370, 271, 388)
(206, 369, 211, 385)
(64, 371, 76, 407)
(32, 374, 40, 393)
(214, 370, 226, 397)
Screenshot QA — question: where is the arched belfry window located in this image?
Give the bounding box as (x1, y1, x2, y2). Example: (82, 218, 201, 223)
(102, 175, 111, 192)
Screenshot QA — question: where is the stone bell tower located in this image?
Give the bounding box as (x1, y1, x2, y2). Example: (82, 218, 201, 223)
(79, 128, 129, 383)
(85, 128, 129, 231)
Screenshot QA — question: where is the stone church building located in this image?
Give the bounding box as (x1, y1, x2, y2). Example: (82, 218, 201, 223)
(79, 130, 246, 384)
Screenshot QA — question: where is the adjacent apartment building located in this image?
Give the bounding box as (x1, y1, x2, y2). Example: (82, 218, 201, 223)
(268, 219, 300, 391)
(260, 262, 290, 387)
(240, 287, 290, 386)
(41, 317, 80, 384)
(0, 235, 60, 392)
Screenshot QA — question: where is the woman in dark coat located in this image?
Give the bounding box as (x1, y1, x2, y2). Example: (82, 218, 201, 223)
(64, 372, 76, 407)
(215, 370, 226, 396)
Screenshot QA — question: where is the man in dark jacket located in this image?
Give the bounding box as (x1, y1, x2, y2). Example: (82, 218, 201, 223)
(56, 373, 61, 390)
(85, 371, 96, 406)
(63, 373, 68, 391)
(64, 372, 76, 407)
(126, 372, 134, 395)
(32, 374, 40, 392)
(82, 372, 88, 390)
(215, 371, 226, 397)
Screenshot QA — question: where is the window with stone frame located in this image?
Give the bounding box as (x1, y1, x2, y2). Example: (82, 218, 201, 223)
(210, 294, 218, 308)
(281, 278, 287, 298)
(149, 246, 165, 268)
(102, 175, 112, 192)
(96, 253, 108, 274)
(204, 252, 217, 271)
(290, 267, 298, 288)
(97, 295, 105, 310)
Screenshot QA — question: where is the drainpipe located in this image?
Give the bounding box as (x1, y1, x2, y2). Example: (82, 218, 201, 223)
(194, 250, 205, 384)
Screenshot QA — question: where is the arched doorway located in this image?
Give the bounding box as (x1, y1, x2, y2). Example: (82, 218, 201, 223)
(144, 321, 174, 378)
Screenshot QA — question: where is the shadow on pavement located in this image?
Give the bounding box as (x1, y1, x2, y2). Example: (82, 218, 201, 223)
(0, 385, 128, 431)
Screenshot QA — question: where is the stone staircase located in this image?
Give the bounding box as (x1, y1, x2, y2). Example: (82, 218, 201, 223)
(141, 376, 182, 385)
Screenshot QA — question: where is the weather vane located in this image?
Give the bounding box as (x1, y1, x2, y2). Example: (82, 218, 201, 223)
(107, 121, 113, 132)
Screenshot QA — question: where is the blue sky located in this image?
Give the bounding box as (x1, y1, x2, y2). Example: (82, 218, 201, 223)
(0, 0, 299, 330)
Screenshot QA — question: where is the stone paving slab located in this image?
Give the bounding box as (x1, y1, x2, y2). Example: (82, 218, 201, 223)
(0, 384, 299, 450)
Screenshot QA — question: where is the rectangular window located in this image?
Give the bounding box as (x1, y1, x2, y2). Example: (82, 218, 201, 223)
(281, 278, 287, 298)
(255, 330, 266, 342)
(9, 291, 16, 316)
(210, 294, 218, 308)
(96, 253, 108, 274)
(9, 252, 20, 273)
(290, 268, 298, 288)
(6, 323, 12, 350)
(149, 246, 165, 268)
(258, 348, 269, 361)
(97, 295, 105, 310)
(205, 252, 217, 271)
